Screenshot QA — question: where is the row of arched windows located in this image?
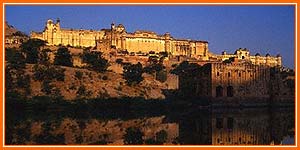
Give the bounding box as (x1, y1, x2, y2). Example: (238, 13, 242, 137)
(216, 86, 234, 97)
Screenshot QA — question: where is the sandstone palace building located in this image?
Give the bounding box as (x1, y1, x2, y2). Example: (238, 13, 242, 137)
(31, 19, 209, 59)
(31, 19, 282, 68)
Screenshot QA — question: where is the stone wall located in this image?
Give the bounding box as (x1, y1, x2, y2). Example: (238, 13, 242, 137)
(210, 62, 270, 98)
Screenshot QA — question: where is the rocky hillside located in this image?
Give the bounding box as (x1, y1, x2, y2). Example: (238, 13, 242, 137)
(24, 64, 168, 100)
(5, 21, 28, 37)
(5, 21, 18, 36)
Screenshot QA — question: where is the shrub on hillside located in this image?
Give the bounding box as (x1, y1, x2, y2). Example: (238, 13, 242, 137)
(82, 51, 109, 72)
(5, 48, 26, 70)
(41, 79, 54, 95)
(156, 69, 167, 83)
(116, 58, 123, 64)
(53, 47, 73, 67)
(39, 48, 51, 65)
(75, 71, 83, 80)
(123, 127, 144, 145)
(155, 130, 168, 144)
(33, 64, 66, 81)
(20, 38, 46, 64)
(123, 62, 143, 85)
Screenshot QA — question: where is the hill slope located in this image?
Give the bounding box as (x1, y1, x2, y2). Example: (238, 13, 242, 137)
(25, 64, 167, 100)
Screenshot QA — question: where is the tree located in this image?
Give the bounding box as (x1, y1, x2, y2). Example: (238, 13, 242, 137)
(39, 48, 51, 65)
(54, 47, 73, 67)
(156, 69, 167, 83)
(158, 51, 168, 58)
(12, 31, 28, 37)
(155, 130, 168, 144)
(20, 38, 46, 64)
(143, 63, 164, 74)
(5, 50, 27, 93)
(170, 61, 201, 75)
(148, 56, 159, 65)
(123, 127, 144, 145)
(6, 50, 26, 70)
(116, 58, 123, 64)
(144, 56, 166, 82)
(82, 51, 109, 72)
(123, 62, 143, 85)
(75, 71, 83, 80)
(33, 64, 66, 82)
(5, 47, 17, 62)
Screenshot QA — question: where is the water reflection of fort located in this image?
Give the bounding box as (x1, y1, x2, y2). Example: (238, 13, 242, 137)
(178, 107, 294, 145)
(7, 101, 294, 145)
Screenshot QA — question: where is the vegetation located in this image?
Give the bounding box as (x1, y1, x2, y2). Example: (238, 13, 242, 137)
(41, 79, 54, 95)
(39, 48, 51, 65)
(116, 58, 123, 64)
(123, 127, 144, 145)
(158, 51, 168, 58)
(82, 51, 109, 72)
(5, 48, 30, 94)
(75, 71, 83, 80)
(76, 85, 87, 97)
(35, 122, 65, 144)
(170, 61, 202, 76)
(143, 63, 164, 74)
(20, 38, 46, 64)
(32, 64, 65, 96)
(143, 62, 167, 83)
(156, 69, 167, 83)
(33, 64, 66, 82)
(155, 130, 168, 144)
(53, 47, 73, 67)
(145, 130, 168, 145)
(5, 48, 26, 69)
(12, 31, 28, 37)
(123, 62, 144, 85)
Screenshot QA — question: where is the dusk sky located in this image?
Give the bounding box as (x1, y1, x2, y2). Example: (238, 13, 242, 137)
(5, 5, 295, 68)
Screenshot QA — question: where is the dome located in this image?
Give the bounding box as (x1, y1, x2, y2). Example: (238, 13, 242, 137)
(255, 53, 260, 56)
(117, 24, 124, 28)
(265, 53, 271, 57)
(47, 19, 53, 24)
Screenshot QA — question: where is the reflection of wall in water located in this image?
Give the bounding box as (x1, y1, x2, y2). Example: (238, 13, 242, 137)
(269, 107, 295, 144)
(211, 108, 294, 145)
(177, 107, 294, 145)
(212, 108, 271, 145)
(178, 109, 212, 144)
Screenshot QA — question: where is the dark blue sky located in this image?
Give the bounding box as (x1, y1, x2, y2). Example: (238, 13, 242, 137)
(5, 5, 295, 68)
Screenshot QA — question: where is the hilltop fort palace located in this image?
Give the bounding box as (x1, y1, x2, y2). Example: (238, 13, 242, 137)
(31, 19, 282, 67)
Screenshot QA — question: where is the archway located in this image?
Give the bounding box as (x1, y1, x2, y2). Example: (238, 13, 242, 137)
(216, 86, 223, 97)
(227, 86, 234, 97)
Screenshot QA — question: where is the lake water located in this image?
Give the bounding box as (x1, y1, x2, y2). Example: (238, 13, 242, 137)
(5, 98, 294, 145)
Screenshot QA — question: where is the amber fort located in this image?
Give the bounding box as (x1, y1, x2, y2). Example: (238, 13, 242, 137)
(30, 18, 282, 67)
(4, 18, 291, 101)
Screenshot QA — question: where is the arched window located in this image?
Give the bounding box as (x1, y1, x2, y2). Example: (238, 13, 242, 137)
(227, 117, 234, 129)
(227, 86, 234, 97)
(216, 118, 223, 129)
(216, 86, 223, 97)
